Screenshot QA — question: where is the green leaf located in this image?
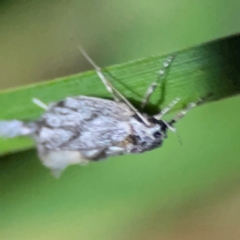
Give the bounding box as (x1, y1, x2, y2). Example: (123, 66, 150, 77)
(1, 34, 240, 155)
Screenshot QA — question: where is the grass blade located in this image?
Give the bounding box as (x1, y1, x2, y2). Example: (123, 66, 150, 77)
(1, 34, 240, 154)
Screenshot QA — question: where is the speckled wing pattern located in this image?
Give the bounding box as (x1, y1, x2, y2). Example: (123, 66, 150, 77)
(37, 96, 134, 150)
(34, 96, 135, 175)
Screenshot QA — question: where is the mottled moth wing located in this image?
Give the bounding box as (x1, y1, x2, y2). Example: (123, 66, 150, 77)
(35, 96, 135, 176)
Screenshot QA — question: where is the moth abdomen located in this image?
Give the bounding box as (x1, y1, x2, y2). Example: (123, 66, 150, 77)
(0, 120, 37, 138)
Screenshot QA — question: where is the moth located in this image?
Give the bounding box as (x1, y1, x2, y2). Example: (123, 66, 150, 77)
(0, 49, 202, 177)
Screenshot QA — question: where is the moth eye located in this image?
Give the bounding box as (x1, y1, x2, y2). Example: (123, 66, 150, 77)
(153, 131, 161, 138)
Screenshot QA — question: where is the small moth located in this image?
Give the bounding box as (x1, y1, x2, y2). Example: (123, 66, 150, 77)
(0, 49, 202, 177)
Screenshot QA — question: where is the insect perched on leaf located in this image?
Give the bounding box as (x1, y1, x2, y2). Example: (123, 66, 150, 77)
(0, 49, 203, 177)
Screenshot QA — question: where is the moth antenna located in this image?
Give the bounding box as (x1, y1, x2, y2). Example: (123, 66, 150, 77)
(78, 47, 100, 70)
(78, 47, 151, 126)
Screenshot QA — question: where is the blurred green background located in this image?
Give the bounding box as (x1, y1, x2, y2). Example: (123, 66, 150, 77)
(1, 1, 240, 240)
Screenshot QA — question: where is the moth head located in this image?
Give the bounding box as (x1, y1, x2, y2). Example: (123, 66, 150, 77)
(130, 116, 169, 152)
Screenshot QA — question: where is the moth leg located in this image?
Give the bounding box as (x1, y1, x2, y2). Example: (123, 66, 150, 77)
(81, 149, 106, 159)
(32, 98, 48, 110)
(83, 147, 125, 161)
(168, 98, 204, 126)
(154, 97, 180, 120)
(141, 55, 175, 109)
